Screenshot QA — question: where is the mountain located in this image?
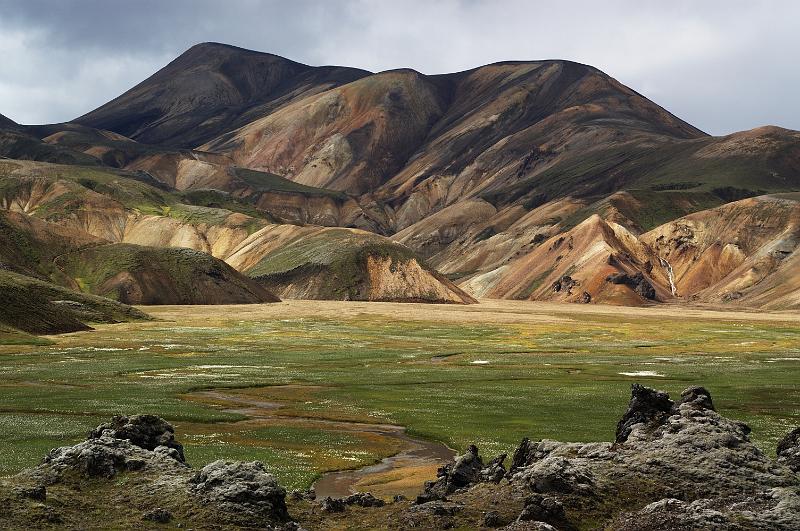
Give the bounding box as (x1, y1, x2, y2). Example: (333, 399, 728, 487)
(0, 113, 18, 129)
(74, 42, 369, 147)
(3, 43, 799, 309)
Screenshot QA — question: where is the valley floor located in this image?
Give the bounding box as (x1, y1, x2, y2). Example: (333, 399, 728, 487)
(1, 300, 798, 496)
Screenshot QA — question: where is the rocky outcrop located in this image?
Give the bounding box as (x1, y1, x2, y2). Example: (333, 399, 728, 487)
(416, 444, 507, 503)
(35, 416, 188, 483)
(15, 415, 294, 529)
(606, 271, 657, 300)
(615, 383, 674, 443)
(4, 389, 799, 530)
(88, 414, 185, 462)
(189, 460, 290, 525)
(777, 427, 800, 472)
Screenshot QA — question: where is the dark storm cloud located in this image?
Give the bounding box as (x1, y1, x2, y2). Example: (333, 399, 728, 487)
(1, 0, 798, 135)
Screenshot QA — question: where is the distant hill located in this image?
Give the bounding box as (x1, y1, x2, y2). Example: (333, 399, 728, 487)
(0, 269, 150, 337)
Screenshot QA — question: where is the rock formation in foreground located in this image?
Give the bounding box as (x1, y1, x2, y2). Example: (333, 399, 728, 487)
(1, 385, 798, 529)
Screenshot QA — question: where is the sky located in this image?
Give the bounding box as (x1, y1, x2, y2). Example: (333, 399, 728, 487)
(0, 0, 797, 135)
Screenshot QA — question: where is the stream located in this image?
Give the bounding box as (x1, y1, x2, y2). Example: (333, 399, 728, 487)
(660, 257, 678, 296)
(188, 390, 455, 500)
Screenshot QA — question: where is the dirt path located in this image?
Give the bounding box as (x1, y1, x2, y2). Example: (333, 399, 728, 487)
(186, 389, 455, 500)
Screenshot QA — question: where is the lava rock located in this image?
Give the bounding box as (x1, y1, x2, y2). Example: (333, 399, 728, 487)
(189, 460, 289, 525)
(479, 453, 507, 483)
(343, 492, 386, 507)
(521, 456, 594, 494)
(518, 494, 568, 527)
(673, 385, 715, 412)
(615, 383, 674, 443)
(552, 275, 577, 294)
(776, 427, 800, 472)
(483, 510, 503, 527)
(13, 485, 46, 501)
(39, 437, 177, 480)
(320, 496, 345, 513)
(417, 444, 484, 502)
(89, 414, 185, 462)
(142, 508, 172, 523)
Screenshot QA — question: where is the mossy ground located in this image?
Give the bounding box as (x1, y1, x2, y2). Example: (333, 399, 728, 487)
(1, 301, 797, 493)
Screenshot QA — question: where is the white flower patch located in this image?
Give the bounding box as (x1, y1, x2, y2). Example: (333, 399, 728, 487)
(618, 371, 665, 377)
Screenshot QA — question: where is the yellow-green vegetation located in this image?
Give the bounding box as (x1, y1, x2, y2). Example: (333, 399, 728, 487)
(0, 269, 150, 338)
(246, 229, 419, 299)
(0, 160, 269, 227)
(1, 302, 798, 491)
(234, 167, 349, 200)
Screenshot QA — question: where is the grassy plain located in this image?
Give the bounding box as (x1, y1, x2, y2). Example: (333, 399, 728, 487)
(1, 300, 798, 491)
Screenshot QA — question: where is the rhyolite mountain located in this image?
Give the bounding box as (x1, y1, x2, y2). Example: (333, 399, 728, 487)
(74, 42, 369, 148)
(3, 42, 800, 311)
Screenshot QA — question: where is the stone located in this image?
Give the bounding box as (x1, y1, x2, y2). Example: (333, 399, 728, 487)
(673, 385, 715, 412)
(142, 508, 172, 523)
(189, 460, 289, 525)
(88, 414, 185, 462)
(605, 272, 656, 300)
(342, 492, 385, 507)
(320, 496, 345, 513)
(776, 427, 800, 472)
(517, 494, 567, 527)
(416, 444, 485, 502)
(615, 383, 674, 443)
(520, 456, 594, 494)
(479, 453, 507, 483)
(483, 510, 503, 527)
(13, 485, 46, 501)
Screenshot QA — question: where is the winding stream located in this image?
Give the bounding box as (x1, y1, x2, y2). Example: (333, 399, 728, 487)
(187, 389, 455, 500)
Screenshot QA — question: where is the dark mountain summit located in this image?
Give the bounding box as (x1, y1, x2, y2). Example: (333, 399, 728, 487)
(74, 42, 370, 147)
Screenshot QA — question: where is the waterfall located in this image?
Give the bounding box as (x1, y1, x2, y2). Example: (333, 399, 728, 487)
(660, 258, 677, 296)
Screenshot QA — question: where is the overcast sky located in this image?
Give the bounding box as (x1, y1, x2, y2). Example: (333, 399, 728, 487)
(0, 0, 797, 135)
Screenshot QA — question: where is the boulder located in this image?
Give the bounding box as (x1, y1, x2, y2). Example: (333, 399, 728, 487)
(776, 427, 800, 472)
(518, 494, 569, 528)
(142, 508, 172, 523)
(518, 456, 594, 494)
(479, 453, 507, 483)
(612, 489, 800, 531)
(342, 492, 385, 507)
(188, 460, 289, 525)
(320, 496, 345, 513)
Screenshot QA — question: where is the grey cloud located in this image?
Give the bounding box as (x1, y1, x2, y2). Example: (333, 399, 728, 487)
(0, 0, 798, 135)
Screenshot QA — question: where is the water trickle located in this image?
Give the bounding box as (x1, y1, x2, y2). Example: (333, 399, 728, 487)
(660, 258, 677, 296)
